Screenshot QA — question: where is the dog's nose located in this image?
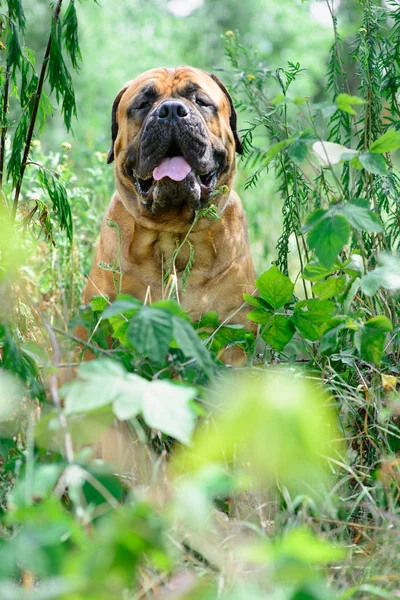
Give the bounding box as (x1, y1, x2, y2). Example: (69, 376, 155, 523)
(156, 100, 189, 123)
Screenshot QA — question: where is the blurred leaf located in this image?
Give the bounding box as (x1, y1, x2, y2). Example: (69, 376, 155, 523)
(142, 381, 196, 444)
(369, 129, 400, 153)
(174, 371, 341, 489)
(336, 93, 365, 115)
(355, 316, 392, 365)
(312, 141, 355, 167)
(360, 254, 400, 296)
(340, 201, 383, 232)
(358, 152, 388, 175)
(243, 293, 273, 310)
(91, 295, 109, 313)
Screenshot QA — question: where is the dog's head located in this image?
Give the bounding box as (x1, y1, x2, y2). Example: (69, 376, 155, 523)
(107, 67, 242, 230)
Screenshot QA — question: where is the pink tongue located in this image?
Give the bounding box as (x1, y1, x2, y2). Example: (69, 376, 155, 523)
(153, 156, 192, 182)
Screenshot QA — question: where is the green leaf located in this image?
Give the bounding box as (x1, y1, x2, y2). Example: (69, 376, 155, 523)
(302, 262, 331, 282)
(307, 215, 350, 269)
(91, 295, 109, 313)
(247, 308, 273, 325)
(336, 93, 365, 115)
(369, 129, 400, 154)
(262, 315, 295, 351)
(355, 316, 392, 365)
(313, 276, 346, 300)
(196, 311, 219, 328)
(128, 307, 173, 364)
(243, 293, 273, 310)
(102, 295, 142, 319)
(293, 299, 335, 342)
(256, 265, 294, 309)
(340, 201, 383, 232)
(142, 382, 196, 445)
(287, 138, 309, 165)
(359, 152, 388, 175)
(172, 317, 214, 376)
(61, 359, 196, 443)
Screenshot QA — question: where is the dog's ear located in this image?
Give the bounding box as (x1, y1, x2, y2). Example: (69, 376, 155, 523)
(209, 73, 243, 155)
(107, 85, 129, 164)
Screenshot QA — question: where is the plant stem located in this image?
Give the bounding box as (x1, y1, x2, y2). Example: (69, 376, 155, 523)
(11, 0, 64, 222)
(0, 65, 10, 190)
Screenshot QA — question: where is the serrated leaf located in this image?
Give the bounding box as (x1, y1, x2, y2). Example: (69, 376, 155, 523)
(172, 317, 214, 376)
(313, 276, 346, 300)
(369, 129, 400, 154)
(293, 299, 335, 341)
(355, 316, 392, 365)
(243, 293, 273, 310)
(307, 215, 350, 269)
(359, 152, 388, 175)
(128, 307, 173, 364)
(256, 265, 294, 309)
(302, 262, 331, 282)
(262, 315, 295, 351)
(340, 202, 383, 233)
(247, 308, 273, 325)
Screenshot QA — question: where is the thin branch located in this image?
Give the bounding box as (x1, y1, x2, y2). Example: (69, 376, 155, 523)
(11, 0, 64, 221)
(0, 65, 10, 189)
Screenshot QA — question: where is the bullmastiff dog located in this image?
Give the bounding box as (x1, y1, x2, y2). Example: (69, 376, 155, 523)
(82, 66, 256, 355)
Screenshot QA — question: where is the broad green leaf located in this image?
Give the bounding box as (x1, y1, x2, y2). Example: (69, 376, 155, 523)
(336, 93, 365, 115)
(359, 152, 388, 175)
(303, 262, 332, 282)
(340, 202, 383, 233)
(142, 381, 197, 445)
(61, 359, 196, 443)
(91, 295, 109, 313)
(62, 359, 143, 417)
(102, 295, 142, 319)
(196, 311, 219, 328)
(293, 299, 335, 342)
(128, 307, 173, 364)
(247, 308, 273, 325)
(172, 317, 214, 376)
(355, 316, 392, 365)
(313, 276, 346, 300)
(369, 129, 400, 154)
(262, 314, 295, 351)
(174, 371, 342, 490)
(243, 293, 273, 310)
(256, 265, 294, 309)
(307, 215, 350, 269)
(312, 141, 355, 167)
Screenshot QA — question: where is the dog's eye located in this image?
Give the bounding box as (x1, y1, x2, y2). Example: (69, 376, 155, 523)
(195, 96, 211, 108)
(137, 101, 151, 110)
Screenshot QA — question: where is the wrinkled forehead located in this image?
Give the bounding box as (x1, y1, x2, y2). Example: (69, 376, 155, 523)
(118, 67, 227, 111)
